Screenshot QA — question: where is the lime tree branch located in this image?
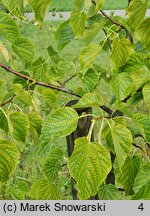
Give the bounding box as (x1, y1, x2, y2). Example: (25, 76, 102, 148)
(102, 28, 112, 51)
(0, 62, 81, 98)
(63, 72, 79, 85)
(0, 95, 15, 107)
(0, 62, 125, 117)
(100, 10, 133, 44)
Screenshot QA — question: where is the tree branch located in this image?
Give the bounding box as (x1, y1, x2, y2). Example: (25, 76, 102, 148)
(100, 10, 133, 44)
(63, 73, 79, 85)
(103, 28, 112, 51)
(0, 95, 15, 107)
(0, 62, 81, 98)
(132, 143, 144, 152)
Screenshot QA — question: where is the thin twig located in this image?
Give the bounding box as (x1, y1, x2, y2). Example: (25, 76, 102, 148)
(132, 143, 144, 152)
(102, 28, 112, 51)
(63, 73, 79, 85)
(100, 10, 133, 44)
(0, 95, 15, 107)
(0, 62, 81, 98)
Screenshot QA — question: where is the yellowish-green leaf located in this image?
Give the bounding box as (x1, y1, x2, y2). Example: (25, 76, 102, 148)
(0, 109, 8, 133)
(95, 0, 105, 10)
(74, 0, 84, 10)
(10, 84, 33, 107)
(136, 18, 150, 50)
(1, 0, 24, 16)
(28, 112, 43, 135)
(82, 68, 99, 92)
(16, 89, 33, 107)
(98, 183, 119, 200)
(126, 0, 147, 30)
(0, 140, 20, 182)
(0, 40, 9, 62)
(47, 46, 60, 64)
(0, 12, 19, 42)
(73, 93, 104, 108)
(133, 163, 150, 193)
(142, 83, 150, 111)
(40, 107, 78, 145)
(132, 182, 150, 199)
(36, 179, 61, 199)
(9, 112, 29, 142)
(117, 156, 141, 195)
(12, 37, 35, 64)
(29, 0, 51, 26)
(70, 11, 86, 37)
(42, 89, 57, 107)
(111, 122, 132, 169)
(68, 137, 111, 199)
(111, 38, 134, 68)
(80, 44, 101, 72)
(130, 66, 150, 94)
(43, 158, 61, 182)
(32, 57, 48, 81)
(133, 113, 150, 143)
(56, 21, 75, 50)
(111, 73, 133, 100)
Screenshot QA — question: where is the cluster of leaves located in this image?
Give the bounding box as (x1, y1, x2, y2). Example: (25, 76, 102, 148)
(0, 0, 150, 200)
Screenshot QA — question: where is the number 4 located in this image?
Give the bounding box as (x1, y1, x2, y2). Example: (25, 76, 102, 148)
(138, 203, 144, 211)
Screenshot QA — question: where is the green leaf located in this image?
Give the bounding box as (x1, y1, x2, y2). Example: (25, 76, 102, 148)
(0, 12, 19, 42)
(95, 0, 105, 10)
(73, 93, 104, 108)
(17, 180, 29, 192)
(0, 140, 20, 182)
(83, 23, 103, 45)
(47, 46, 60, 64)
(10, 84, 31, 106)
(111, 122, 132, 169)
(102, 124, 114, 153)
(40, 107, 78, 145)
(70, 11, 86, 37)
(126, 0, 147, 30)
(43, 158, 61, 182)
(80, 44, 101, 72)
(1, 0, 24, 16)
(68, 137, 111, 199)
(32, 57, 48, 81)
(117, 156, 141, 195)
(9, 112, 29, 142)
(0, 40, 9, 62)
(111, 38, 133, 68)
(56, 21, 75, 50)
(36, 179, 61, 199)
(133, 113, 150, 143)
(111, 73, 133, 100)
(42, 89, 57, 107)
(74, 0, 84, 10)
(133, 163, 150, 193)
(98, 183, 119, 200)
(82, 68, 99, 92)
(0, 109, 8, 133)
(28, 112, 43, 135)
(136, 18, 150, 50)
(132, 182, 150, 199)
(29, 0, 51, 26)
(120, 52, 147, 73)
(132, 163, 150, 199)
(130, 66, 150, 94)
(48, 147, 64, 160)
(142, 83, 150, 111)
(12, 37, 35, 64)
